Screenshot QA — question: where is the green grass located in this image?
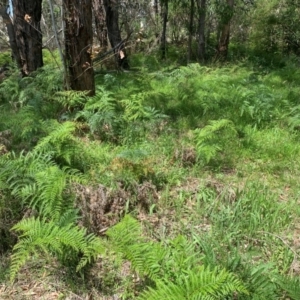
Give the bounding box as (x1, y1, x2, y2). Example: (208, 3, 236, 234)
(1, 51, 300, 298)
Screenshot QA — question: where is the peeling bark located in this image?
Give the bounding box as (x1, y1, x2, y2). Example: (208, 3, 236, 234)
(64, 0, 95, 95)
(13, 0, 43, 75)
(103, 0, 129, 69)
(93, 0, 108, 52)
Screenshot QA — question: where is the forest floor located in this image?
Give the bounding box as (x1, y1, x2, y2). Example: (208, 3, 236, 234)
(1, 51, 300, 299)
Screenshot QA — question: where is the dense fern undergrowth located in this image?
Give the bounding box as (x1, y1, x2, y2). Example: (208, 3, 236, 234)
(1, 51, 300, 299)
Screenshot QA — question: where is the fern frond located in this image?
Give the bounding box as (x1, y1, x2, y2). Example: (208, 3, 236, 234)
(10, 217, 104, 281)
(1, 151, 83, 220)
(34, 121, 79, 165)
(138, 267, 248, 300)
(75, 87, 121, 136)
(107, 215, 166, 281)
(243, 263, 278, 299)
(194, 119, 237, 163)
(53, 90, 87, 110)
(106, 214, 142, 247)
(76, 233, 107, 272)
(121, 92, 164, 122)
(0, 73, 21, 104)
(276, 275, 300, 300)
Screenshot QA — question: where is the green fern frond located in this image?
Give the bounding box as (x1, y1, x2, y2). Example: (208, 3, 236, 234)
(121, 92, 164, 122)
(1, 151, 83, 220)
(53, 90, 87, 110)
(276, 275, 300, 300)
(194, 119, 237, 163)
(0, 74, 21, 104)
(75, 87, 121, 135)
(243, 263, 278, 299)
(34, 121, 79, 165)
(106, 214, 142, 247)
(138, 267, 248, 300)
(107, 215, 166, 281)
(76, 233, 107, 272)
(35, 121, 76, 151)
(84, 86, 116, 112)
(10, 217, 104, 281)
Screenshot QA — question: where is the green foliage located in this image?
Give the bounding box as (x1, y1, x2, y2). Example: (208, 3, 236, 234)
(210, 183, 294, 237)
(34, 120, 86, 167)
(10, 217, 105, 281)
(241, 263, 280, 300)
(76, 86, 167, 143)
(276, 275, 300, 299)
(194, 119, 238, 164)
(107, 215, 166, 281)
(106, 215, 300, 299)
(53, 90, 87, 112)
(107, 215, 248, 299)
(2, 45, 300, 298)
(0, 52, 11, 66)
(0, 73, 22, 107)
(139, 267, 247, 300)
(76, 87, 122, 140)
(121, 92, 166, 122)
(0, 151, 83, 220)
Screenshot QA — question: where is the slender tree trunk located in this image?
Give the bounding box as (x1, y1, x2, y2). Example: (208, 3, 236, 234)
(187, 0, 195, 63)
(64, 0, 95, 95)
(160, 0, 168, 59)
(47, 0, 67, 85)
(0, 5, 22, 68)
(216, 0, 234, 60)
(153, 0, 158, 15)
(197, 0, 206, 63)
(13, 0, 43, 75)
(93, 0, 108, 52)
(103, 0, 129, 69)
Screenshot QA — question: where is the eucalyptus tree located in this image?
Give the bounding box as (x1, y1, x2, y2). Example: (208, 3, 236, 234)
(103, 0, 129, 69)
(216, 0, 234, 60)
(92, 0, 108, 52)
(187, 0, 195, 63)
(0, 0, 22, 67)
(13, 0, 44, 75)
(160, 0, 168, 59)
(197, 0, 206, 62)
(64, 0, 95, 94)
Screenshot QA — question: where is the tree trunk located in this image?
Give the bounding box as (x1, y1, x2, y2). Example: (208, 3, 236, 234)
(0, 5, 22, 68)
(13, 0, 43, 75)
(64, 0, 95, 95)
(160, 0, 168, 59)
(216, 0, 234, 60)
(187, 0, 195, 63)
(153, 0, 158, 15)
(197, 0, 206, 63)
(93, 0, 108, 52)
(103, 0, 129, 70)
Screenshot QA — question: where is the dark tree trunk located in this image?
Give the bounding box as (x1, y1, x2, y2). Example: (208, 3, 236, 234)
(216, 0, 234, 60)
(154, 0, 158, 15)
(93, 0, 108, 52)
(187, 0, 195, 63)
(103, 0, 129, 70)
(13, 0, 43, 75)
(197, 0, 206, 63)
(0, 6, 22, 68)
(64, 0, 95, 95)
(160, 0, 168, 59)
